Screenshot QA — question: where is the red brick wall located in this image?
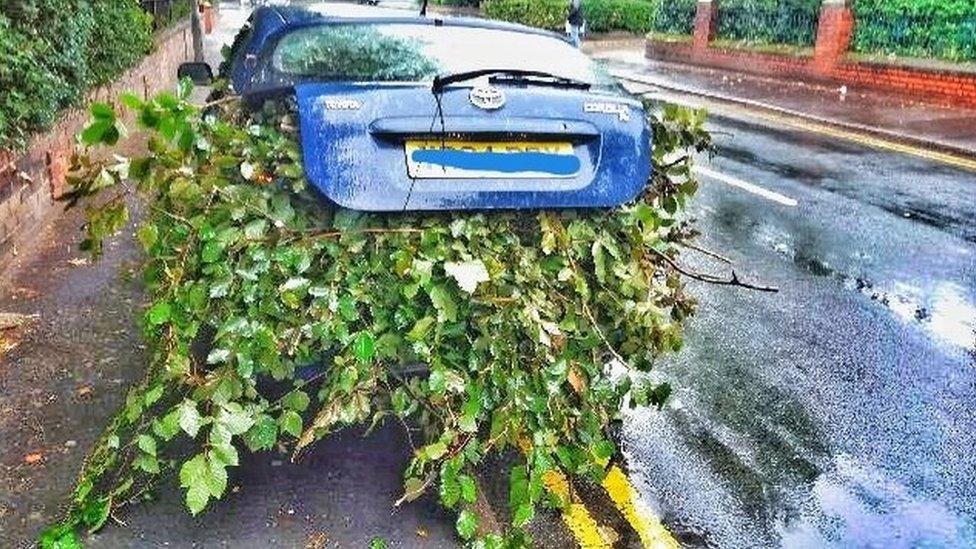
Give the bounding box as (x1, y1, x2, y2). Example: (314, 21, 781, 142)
(646, 40, 811, 80)
(646, 2, 976, 109)
(0, 23, 192, 263)
(831, 62, 976, 105)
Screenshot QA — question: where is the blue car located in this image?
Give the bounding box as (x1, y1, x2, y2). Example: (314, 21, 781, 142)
(189, 2, 650, 211)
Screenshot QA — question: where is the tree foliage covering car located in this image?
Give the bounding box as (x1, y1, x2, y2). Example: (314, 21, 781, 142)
(41, 3, 711, 547)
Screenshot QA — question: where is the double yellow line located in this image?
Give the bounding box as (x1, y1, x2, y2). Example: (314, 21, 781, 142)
(543, 466, 681, 548)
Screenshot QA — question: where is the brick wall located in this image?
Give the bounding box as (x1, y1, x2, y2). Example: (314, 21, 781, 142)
(0, 22, 192, 264)
(646, 1, 976, 108)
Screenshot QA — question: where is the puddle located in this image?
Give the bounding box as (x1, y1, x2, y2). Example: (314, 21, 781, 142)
(760, 226, 976, 354)
(779, 454, 976, 548)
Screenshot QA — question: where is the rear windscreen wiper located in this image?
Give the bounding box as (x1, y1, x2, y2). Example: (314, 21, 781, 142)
(432, 69, 591, 92)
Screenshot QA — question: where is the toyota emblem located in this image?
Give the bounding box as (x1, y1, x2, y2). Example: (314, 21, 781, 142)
(469, 85, 506, 110)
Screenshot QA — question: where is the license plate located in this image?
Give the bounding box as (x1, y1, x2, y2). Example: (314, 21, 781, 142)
(405, 140, 579, 179)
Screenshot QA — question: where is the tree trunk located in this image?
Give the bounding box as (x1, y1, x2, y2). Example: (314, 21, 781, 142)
(190, 0, 205, 62)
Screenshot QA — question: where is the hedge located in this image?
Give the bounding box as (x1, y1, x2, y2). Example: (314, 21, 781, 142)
(716, 0, 822, 47)
(483, 0, 567, 31)
(0, 0, 155, 151)
(483, 0, 695, 35)
(851, 0, 976, 61)
(651, 0, 696, 36)
(432, 0, 481, 7)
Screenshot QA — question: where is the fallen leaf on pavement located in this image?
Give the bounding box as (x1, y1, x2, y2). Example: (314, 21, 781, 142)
(305, 532, 327, 549)
(23, 453, 43, 464)
(76, 385, 93, 397)
(10, 287, 39, 300)
(67, 257, 90, 267)
(0, 312, 39, 331)
(416, 528, 428, 538)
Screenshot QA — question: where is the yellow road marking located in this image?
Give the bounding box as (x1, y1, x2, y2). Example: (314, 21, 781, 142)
(543, 470, 614, 548)
(748, 109, 976, 173)
(543, 466, 681, 548)
(602, 466, 681, 549)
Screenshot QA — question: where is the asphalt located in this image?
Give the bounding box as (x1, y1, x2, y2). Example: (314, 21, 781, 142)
(618, 104, 976, 547)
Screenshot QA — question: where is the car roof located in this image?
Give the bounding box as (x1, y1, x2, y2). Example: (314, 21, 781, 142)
(255, 2, 571, 44)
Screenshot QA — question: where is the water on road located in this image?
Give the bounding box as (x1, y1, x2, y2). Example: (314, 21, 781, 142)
(623, 112, 976, 548)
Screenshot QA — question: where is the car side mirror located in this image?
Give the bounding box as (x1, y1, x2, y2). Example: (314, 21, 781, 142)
(177, 62, 214, 86)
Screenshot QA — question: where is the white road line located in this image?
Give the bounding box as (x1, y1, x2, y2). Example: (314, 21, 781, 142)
(694, 166, 799, 207)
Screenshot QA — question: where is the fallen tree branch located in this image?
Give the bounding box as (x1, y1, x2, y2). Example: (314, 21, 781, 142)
(651, 248, 779, 293)
(304, 227, 424, 239)
(678, 241, 733, 264)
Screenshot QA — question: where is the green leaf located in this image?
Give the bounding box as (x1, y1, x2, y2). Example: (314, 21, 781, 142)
(211, 442, 240, 467)
(146, 301, 172, 325)
(178, 399, 203, 438)
(179, 453, 228, 515)
(217, 405, 254, 435)
(134, 453, 160, 474)
(513, 502, 534, 528)
(153, 408, 181, 441)
(80, 120, 110, 146)
(90, 102, 115, 121)
(401, 476, 426, 503)
(243, 414, 277, 451)
(120, 92, 143, 110)
(407, 316, 436, 341)
(179, 454, 211, 515)
(137, 434, 157, 457)
(81, 497, 111, 532)
(456, 509, 478, 540)
(459, 474, 477, 504)
(428, 368, 446, 395)
(38, 522, 82, 549)
(424, 441, 448, 461)
(279, 410, 303, 438)
(243, 219, 268, 240)
(339, 365, 359, 394)
(428, 284, 458, 322)
(353, 331, 376, 363)
(144, 384, 164, 406)
(282, 390, 310, 412)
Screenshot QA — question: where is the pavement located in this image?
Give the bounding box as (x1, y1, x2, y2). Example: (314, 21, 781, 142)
(592, 50, 976, 156)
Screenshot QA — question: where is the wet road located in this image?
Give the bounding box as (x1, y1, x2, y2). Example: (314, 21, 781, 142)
(623, 110, 976, 547)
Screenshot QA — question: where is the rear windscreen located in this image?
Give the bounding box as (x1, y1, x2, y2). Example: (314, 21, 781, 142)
(272, 23, 612, 85)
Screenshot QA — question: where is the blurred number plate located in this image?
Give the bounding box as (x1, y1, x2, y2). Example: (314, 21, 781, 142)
(405, 140, 579, 179)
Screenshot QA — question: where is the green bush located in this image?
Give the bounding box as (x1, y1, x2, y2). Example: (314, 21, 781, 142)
(716, 0, 822, 47)
(483, 0, 567, 31)
(651, 0, 696, 35)
(484, 0, 695, 36)
(583, 0, 654, 34)
(0, 14, 64, 146)
(88, 1, 154, 85)
(432, 0, 481, 7)
(0, 0, 158, 151)
(852, 0, 976, 61)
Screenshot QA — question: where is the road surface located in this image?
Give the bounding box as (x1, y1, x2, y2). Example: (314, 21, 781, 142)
(620, 101, 976, 547)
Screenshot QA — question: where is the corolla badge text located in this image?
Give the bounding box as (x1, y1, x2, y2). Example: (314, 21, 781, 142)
(320, 98, 362, 110)
(583, 102, 631, 122)
(469, 85, 506, 110)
